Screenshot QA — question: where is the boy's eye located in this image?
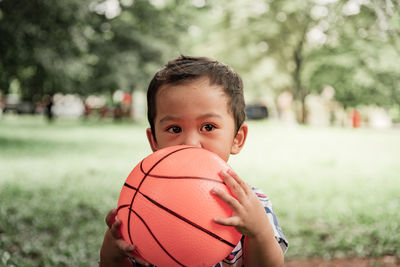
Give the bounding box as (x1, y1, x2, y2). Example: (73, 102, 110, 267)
(201, 124, 216, 132)
(167, 126, 182, 133)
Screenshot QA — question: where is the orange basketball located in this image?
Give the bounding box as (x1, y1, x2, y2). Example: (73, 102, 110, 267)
(117, 145, 241, 267)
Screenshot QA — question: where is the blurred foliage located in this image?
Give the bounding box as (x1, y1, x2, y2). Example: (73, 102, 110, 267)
(0, 0, 198, 102)
(186, 0, 400, 120)
(303, 0, 400, 108)
(0, 0, 399, 116)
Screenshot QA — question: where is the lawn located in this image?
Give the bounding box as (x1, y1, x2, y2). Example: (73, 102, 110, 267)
(1, 115, 399, 266)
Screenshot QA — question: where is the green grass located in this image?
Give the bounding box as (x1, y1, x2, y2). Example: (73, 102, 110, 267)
(1, 115, 399, 266)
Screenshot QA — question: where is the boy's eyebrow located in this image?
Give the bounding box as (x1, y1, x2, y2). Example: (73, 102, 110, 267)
(158, 112, 223, 124)
(159, 115, 179, 124)
(197, 112, 223, 120)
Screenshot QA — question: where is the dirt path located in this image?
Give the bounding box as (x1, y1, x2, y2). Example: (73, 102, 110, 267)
(285, 256, 399, 267)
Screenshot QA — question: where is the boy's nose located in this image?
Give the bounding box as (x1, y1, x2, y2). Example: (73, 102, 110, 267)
(181, 132, 201, 147)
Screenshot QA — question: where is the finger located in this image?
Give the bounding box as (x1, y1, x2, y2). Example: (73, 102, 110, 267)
(131, 256, 150, 266)
(120, 244, 150, 266)
(213, 216, 241, 227)
(227, 169, 252, 194)
(219, 170, 246, 199)
(212, 187, 242, 211)
(116, 239, 135, 255)
(110, 218, 122, 239)
(105, 208, 117, 228)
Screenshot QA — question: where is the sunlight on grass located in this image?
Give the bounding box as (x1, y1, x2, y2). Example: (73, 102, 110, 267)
(231, 121, 400, 258)
(1, 115, 399, 265)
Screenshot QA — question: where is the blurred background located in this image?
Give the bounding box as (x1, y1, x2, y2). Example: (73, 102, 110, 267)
(0, 0, 399, 266)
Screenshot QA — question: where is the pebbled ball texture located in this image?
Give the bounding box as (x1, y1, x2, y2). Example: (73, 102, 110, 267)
(117, 145, 241, 267)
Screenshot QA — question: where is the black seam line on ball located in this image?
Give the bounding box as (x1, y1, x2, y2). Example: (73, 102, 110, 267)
(145, 173, 224, 184)
(129, 207, 186, 267)
(122, 182, 236, 248)
(127, 147, 199, 246)
(138, 149, 224, 184)
(141, 192, 236, 248)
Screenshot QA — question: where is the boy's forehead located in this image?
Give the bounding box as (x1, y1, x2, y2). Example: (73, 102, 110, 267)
(154, 77, 233, 116)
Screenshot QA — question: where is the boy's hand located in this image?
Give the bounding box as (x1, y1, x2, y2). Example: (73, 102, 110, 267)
(100, 208, 150, 267)
(212, 170, 284, 267)
(212, 169, 270, 238)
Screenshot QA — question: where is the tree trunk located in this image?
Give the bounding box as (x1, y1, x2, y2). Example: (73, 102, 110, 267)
(293, 40, 307, 124)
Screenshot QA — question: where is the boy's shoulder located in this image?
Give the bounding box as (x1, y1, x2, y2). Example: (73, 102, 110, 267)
(250, 185, 272, 208)
(250, 185, 289, 253)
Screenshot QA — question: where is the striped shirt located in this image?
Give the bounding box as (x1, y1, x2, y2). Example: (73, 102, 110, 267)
(212, 187, 288, 267)
(133, 186, 288, 267)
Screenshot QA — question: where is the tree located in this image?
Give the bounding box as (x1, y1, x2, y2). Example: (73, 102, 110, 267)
(187, 0, 400, 122)
(86, 0, 199, 95)
(304, 0, 400, 109)
(186, 0, 319, 122)
(0, 0, 94, 102)
(0, 0, 200, 102)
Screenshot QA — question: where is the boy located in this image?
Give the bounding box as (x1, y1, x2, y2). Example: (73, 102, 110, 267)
(100, 55, 288, 266)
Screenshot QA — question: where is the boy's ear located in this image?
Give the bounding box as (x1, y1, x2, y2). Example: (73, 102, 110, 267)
(146, 128, 158, 152)
(230, 123, 248, 155)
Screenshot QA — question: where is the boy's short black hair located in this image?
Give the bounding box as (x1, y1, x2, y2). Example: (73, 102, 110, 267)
(147, 55, 246, 137)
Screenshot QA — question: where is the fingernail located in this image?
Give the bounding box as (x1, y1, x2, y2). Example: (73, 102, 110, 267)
(211, 187, 219, 194)
(227, 169, 236, 175)
(219, 170, 227, 176)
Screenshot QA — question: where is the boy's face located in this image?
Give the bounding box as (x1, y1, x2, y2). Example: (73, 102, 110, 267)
(146, 76, 247, 162)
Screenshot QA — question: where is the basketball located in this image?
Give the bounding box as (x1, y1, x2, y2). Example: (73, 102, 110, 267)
(117, 145, 242, 267)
